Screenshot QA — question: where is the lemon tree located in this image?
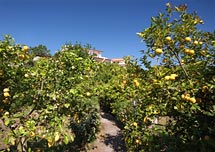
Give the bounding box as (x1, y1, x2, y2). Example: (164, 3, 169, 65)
(0, 36, 100, 151)
(129, 3, 215, 151)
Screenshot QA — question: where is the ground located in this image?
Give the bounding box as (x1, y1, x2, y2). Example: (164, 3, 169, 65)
(87, 112, 127, 152)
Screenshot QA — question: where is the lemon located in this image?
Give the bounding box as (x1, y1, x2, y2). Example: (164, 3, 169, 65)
(155, 48, 163, 54)
(164, 76, 170, 80)
(170, 74, 178, 78)
(135, 139, 140, 144)
(86, 92, 91, 97)
(185, 37, 191, 42)
(24, 74, 29, 78)
(133, 79, 140, 87)
(23, 45, 29, 52)
(133, 122, 138, 127)
(165, 36, 172, 41)
(189, 97, 196, 103)
(193, 40, 199, 45)
(4, 92, 10, 97)
(3, 88, 10, 92)
(189, 50, 195, 55)
(19, 54, 25, 60)
(184, 49, 190, 54)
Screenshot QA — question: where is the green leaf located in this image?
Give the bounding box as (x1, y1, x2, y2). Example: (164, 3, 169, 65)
(171, 97, 178, 101)
(64, 103, 70, 108)
(151, 17, 156, 22)
(64, 135, 69, 145)
(70, 135, 74, 142)
(213, 105, 215, 112)
(4, 119, 10, 126)
(69, 88, 77, 95)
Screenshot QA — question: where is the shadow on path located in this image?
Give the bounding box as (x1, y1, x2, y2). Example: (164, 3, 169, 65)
(100, 112, 124, 129)
(103, 133, 126, 152)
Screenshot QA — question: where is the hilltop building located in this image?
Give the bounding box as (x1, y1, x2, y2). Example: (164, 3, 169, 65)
(89, 49, 126, 66)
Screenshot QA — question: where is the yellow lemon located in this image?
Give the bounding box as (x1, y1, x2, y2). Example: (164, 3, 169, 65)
(24, 74, 29, 78)
(169, 76, 175, 80)
(0, 70, 3, 76)
(133, 122, 138, 127)
(19, 54, 25, 60)
(189, 97, 196, 103)
(133, 79, 140, 87)
(188, 49, 195, 55)
(155, 48, 163, 54)
(184, 48, 190, 54)
(3, 88, 10, 92)
(165, 36, 172, 41)
(23, 45, 29, 52)
(144, 117, 148, 123)
(152, 79, 158, 83)
(194, 20, 198, 25)
(181, 59, 185, 64)
(185, 37, 191, 42)
(181, 94, 186, 100)
(3, 92, 10, 97)
(194, 40, 199, 45)
(135, 139, 140, 144)
(86, 92, 91, 97)
(164, 76, 170, 80)
(122, 80, 127, 84)
(170, 74, 178, 78)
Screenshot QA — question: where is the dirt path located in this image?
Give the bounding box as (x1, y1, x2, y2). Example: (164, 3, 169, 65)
(88, 112, 127, 152)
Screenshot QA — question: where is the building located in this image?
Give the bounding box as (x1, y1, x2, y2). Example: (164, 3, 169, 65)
(89, 49, 125, 66)
(88, 49, 103, 58)
(111, 58, 126, 66)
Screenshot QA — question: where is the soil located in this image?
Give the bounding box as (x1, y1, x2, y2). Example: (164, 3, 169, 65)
(87, 112, 127, 152)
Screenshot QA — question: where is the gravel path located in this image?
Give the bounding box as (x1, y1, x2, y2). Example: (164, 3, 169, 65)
(88, 112, 127, 152)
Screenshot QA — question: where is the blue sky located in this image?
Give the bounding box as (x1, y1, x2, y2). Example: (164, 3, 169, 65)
(0, 0, 215, 60)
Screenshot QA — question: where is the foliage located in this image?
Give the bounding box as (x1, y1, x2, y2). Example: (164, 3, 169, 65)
(125, 3, 214, 151)
(30, 44, 51, 57)
(0, 35, 100, 151)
